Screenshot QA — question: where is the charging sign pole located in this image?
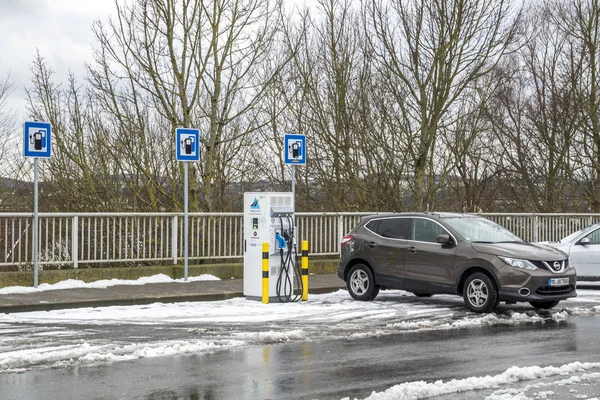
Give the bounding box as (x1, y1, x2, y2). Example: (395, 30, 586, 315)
(176, 128, 200, 281)
(24, 121, 52, 288)
(283, 134, 306, 208)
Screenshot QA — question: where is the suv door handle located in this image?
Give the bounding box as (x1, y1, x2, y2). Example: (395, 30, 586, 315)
(408, 246, 416, 254)
(367, 242, 377, 248)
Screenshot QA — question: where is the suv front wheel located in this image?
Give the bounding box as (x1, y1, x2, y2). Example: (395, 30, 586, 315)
(347, 264, 380, 301)
(463, 272, 498, 313)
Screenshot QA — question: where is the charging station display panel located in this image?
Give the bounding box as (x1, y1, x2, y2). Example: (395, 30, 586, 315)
(24, 121, 52, 158)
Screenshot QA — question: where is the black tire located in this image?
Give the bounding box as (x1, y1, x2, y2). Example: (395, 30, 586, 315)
(347, 264, 380, 301)
(413, 293, 433, 298)
(463, 272, 498, 313)
(529, 300, 560, 310)
(367, 285, 381, 301)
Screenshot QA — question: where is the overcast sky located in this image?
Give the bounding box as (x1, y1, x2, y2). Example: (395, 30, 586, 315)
(0, 0, 117, 121)
(0, 0, 314, 124)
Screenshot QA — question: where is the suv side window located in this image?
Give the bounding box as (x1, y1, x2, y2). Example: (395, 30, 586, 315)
(365, 220, 380, 233)
(411, 218, 446, 243)
(585, 228, 600, 244)
(374, 218, 410, 239)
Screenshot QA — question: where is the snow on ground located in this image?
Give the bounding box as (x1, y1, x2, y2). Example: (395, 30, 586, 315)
(0, 273, 220, 294)
(484, 370, 600, 400)
(576, 281, 600, 287)
(345, 362, 600, 400)
(3, 289, 600, 327)
(0, 338, 248, 372)
(1, 289, 600, 376)
(1, 287, 600, 399)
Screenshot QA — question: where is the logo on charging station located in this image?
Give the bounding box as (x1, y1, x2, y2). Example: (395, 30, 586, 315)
(176, 128, 200, 162)
(284, 134, 306, 165)
(24, 121, 52, 158)
(250, 198, 260, 210)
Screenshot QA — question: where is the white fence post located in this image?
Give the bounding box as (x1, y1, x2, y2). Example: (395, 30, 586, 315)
(172, 215, 178, 264)
(72, 216, 78, 269)
(338, 214, 344, 258)
(533, 215, 539, 243)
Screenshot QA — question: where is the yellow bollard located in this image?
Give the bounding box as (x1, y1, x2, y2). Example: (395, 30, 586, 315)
(302, 240, 309, 301)
(262, 242, 269, 304)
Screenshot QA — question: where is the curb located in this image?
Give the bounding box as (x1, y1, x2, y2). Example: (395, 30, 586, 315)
(0, 286, 346, 314)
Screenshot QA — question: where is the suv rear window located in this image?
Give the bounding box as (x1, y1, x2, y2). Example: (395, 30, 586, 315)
(365, 220, 380, 233)
(371, 218, 409, 239)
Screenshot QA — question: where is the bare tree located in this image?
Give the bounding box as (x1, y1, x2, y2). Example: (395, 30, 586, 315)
(439, 76, 505, 212)
(24, 0, 600, 215)
(0, 73, 15, 168)
(25, 54, 125, 211)
(280, 0, 398, 211)
(485, 1, 590, 212)
(89, 0, 283, 212)
(0, 72, 27, 210)
(521, 13, 581, 212)
(251, 31, 305, 195)
(546, 0, 600, 211)
(367, 0, 521, 211)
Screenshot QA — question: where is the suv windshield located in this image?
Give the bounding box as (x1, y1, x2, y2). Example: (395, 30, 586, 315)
(442, 216, 523, 243)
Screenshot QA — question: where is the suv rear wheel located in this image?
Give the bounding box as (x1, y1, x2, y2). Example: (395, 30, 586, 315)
(347, 264, 380, 301)
(463, 272, 498, 313)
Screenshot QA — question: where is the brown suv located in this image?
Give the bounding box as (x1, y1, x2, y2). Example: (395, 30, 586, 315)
(338, 213, 577, 312)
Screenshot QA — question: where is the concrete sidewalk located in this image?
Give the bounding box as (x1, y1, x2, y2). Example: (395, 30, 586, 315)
(0, 274, 346, 314)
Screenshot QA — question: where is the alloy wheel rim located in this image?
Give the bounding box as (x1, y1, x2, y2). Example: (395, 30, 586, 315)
(467, 278, 488, 307)
(350, 270, 369, 295)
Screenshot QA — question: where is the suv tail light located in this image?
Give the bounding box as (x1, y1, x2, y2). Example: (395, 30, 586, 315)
(341, 235, 353, 247)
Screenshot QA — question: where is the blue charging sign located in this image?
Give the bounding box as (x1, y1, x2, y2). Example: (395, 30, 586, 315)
(284, 134, 306, 165)
(24, 121, 52, 158)
(176, 128, 200, 162)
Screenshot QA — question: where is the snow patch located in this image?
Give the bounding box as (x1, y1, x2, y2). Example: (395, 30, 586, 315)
(341, 362, 600, 400)
(487, 372, 600, 399)
(231, 329, 306, 343)
(0, 339, 245, 372)
(0, 273, 221, 294)
(386, 310, 567, 333)
(565, 306, 600, 316)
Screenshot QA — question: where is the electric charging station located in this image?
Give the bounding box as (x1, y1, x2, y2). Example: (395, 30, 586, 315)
(243, 192, 301, 302)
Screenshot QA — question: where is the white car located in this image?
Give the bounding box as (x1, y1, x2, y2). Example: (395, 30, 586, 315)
(539, 222, 600, 279)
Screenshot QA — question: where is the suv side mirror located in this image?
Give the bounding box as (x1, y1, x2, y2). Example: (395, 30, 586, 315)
(580, 237, 590, 245)
(436, 233, 452, 245)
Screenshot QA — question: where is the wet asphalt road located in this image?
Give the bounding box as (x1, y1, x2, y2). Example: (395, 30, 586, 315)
(1, 316, 599, 400)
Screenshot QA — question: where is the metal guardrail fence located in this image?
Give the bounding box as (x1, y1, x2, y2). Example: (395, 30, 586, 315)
(0, 212, 368, 268)
(1, 212, 599, 268)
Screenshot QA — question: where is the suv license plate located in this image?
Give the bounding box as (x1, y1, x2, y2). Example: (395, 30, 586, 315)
(548, 278, 569, 286)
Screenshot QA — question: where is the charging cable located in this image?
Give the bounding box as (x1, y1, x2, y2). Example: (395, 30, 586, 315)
(275, 215, 303, 302)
